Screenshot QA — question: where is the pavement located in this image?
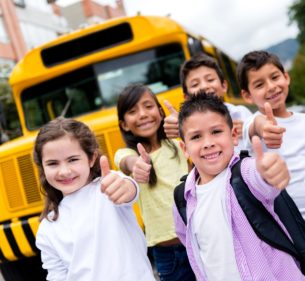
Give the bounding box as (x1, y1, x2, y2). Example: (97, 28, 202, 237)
(0, 271, 4, 281)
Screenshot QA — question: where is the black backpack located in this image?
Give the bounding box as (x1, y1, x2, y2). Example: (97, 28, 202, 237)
(174, 151, 305, 275)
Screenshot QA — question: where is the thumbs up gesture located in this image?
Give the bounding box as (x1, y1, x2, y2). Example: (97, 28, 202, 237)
(260, 102, 286, 149)
(100, 156, 137, 204)
(252, 136, 290, 190)
(163, 100, 180, 139)
(132, 143, 152, 183)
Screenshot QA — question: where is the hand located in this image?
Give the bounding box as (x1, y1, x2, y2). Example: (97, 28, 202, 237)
(163, 100, 179, 139)
(233, 119, 243, 139)
(252, 136, 289, 190)
(260, 102, 286, 149)
(100, 156, 137, 204)
(132, 143, 152, 183)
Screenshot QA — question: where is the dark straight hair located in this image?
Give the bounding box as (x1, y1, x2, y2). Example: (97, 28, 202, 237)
(117, 84, 178, 186)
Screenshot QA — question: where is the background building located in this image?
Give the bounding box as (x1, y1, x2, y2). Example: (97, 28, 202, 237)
(0, 0, 126, 77)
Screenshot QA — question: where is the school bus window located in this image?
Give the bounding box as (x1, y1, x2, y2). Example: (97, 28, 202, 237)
(22, 67, 101, 130)
(94, 43, 185, 106)
(41, 22, 133, 67)
(21, 43, 185, 130)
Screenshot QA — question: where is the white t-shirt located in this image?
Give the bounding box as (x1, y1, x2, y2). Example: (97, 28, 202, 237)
(193, 169, 241, 281)
(36, 178, 155, 281)
(225, 102, 252, 153)
(243, 111, 305, 218)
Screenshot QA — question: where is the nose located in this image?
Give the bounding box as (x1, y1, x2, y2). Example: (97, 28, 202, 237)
(58, 163, 72, 177)
(199, 82, 212, 94)
(202, 136, 215, 149)
(138, 107, 148, 118)
(266, 79, 276, 92)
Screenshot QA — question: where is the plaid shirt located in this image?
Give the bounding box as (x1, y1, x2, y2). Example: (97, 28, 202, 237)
(173, 154, 305, 281)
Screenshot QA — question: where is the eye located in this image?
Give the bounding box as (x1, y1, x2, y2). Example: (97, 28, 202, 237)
(212, 129, 222, 135)
(127, 109, 136, 115)
(272, 74, 280, 80)
(254, 82, 263, 89)
(190, 134, 201, 140)
(45, 161, 57, 167)
(190, 82, 199, 88)
(69, 157, 80, 163)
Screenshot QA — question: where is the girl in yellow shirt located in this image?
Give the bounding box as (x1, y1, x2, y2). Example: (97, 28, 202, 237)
(115, 84, 195, 281)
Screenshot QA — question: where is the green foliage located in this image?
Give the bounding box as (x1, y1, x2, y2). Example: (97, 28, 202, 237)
(289, 43, 305, 104)
(289, 0, 305, 44)
(288, 1, 305, 105)
(0, 77, 21, 139)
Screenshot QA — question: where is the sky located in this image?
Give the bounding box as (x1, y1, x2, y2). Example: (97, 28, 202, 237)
(57, 0, 299, 60)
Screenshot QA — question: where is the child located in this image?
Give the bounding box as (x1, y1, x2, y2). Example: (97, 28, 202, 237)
(164, 53, 252, 152)
(173, 92, 304, 281)
(34, 117, 155, 281)
(114, 84, 195, 281)
(237, 50, 305, 218)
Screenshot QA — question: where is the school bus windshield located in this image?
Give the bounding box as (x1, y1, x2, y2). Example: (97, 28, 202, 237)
(21, 43, 185, 130)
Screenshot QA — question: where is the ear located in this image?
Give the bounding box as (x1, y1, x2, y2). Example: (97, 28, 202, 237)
(231, 126, 239, 146)
(284, 71, 291, 85)
(159, 107, 165, 118)
(241, 89, 253, 104)
(119, 120, 130, 132)
(179, 140, 190, 159)
(89, 150, 99, 168)
(222, 80, 228, 93)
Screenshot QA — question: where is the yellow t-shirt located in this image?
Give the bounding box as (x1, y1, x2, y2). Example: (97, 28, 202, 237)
(114, 140, 188, 247)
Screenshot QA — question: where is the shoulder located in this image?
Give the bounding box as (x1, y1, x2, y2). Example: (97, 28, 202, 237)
(114, 147, 138, 166)
(225, 102, 252, 119)
(115, 147, 137, 157)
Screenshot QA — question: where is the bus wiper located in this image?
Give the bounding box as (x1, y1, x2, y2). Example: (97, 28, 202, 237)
(60, 96, 72, 117)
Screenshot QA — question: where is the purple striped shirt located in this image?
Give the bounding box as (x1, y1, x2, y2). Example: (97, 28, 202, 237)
(173, 154, 304, 281)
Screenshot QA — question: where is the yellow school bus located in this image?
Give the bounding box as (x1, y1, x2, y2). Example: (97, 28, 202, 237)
(0, 15, 242, 280)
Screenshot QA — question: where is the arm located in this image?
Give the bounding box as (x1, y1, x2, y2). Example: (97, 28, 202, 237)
(118, 143, 152, 183)
(248, 103, 286, 149)
(35, 224, 67, 281)
(241, 136, 290, 201)
(173, 203, 187, 246)
(100, 156, 139, 205)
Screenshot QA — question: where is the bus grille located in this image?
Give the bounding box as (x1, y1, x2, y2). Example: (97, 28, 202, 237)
(17, 155, 41, 204)
(0, 154, 42, 211)
(1, 159, 24, 209)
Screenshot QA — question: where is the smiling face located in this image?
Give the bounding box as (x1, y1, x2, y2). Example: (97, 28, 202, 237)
(241, 63, 290, 117)
(42, 135, 96, 196)
(180, 111, 238, 184)
(185, 66, 228, 98)
(120, 91, 163, 145)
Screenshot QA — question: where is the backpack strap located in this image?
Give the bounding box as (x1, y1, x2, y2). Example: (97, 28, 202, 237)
(274, 190, 305, 273)
(174, 175, 188, 225)
(230, 153, 303, 266)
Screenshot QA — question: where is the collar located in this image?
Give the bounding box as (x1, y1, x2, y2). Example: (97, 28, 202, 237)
(184, 153, 240, 199)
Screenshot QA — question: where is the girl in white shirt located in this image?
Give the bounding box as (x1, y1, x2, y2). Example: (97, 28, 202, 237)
(34, 117, 155, 281)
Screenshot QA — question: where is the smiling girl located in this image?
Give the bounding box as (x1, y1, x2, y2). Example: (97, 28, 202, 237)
(114, 84, 195, 281)
(34, 117, 155, 281)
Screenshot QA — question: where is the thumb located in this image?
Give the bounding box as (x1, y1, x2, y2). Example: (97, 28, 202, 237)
(137, 143, 151, 164)
(100, 155, 110, 177)
(264, 102, 276, 125)
(252, 135, 264, 163)
(164, 100, 178, 116)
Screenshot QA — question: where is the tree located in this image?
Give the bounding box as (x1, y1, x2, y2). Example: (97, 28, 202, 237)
(0, 65, 21, 139)
(289, 0, 305, 44)
(288, 0, 305, 104)
(289, 43, 305, 104)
